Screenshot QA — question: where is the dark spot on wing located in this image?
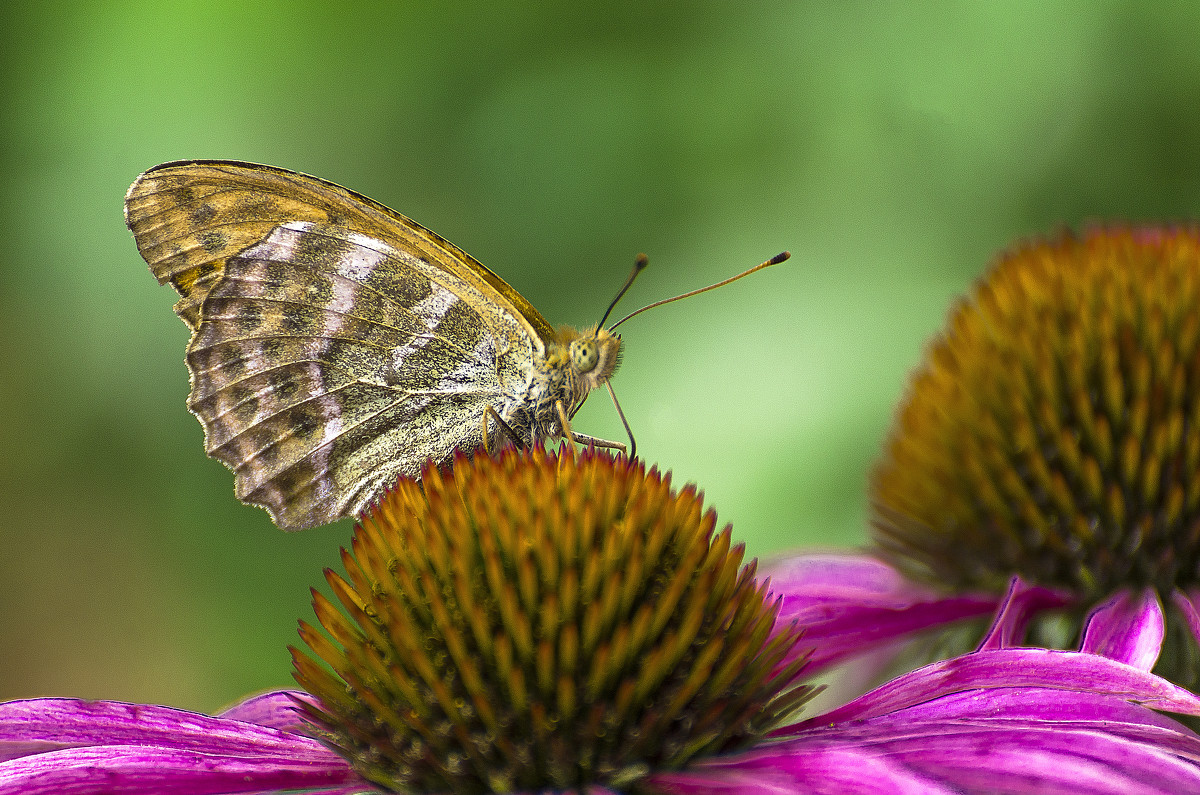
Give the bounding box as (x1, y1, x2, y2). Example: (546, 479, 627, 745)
(199, 229, 228, 253)
(270, 369, 302, 403)
(292, 406, 322, 441)
(237, 302, 264, 332)
(263, 337, 286, 359)
(190, 203, 217, 227)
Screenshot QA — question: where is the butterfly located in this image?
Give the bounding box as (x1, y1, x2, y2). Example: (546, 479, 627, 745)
(126, 160, 788, 530)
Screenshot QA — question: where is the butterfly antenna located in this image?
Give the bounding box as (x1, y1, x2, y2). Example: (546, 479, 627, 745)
(596, 253, 650, 332)
(609, 251, 790, 331)
(607, 381, 636, 459)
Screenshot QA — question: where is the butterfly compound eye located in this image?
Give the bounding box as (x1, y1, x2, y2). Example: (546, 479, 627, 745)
(570, 338, 600, 373)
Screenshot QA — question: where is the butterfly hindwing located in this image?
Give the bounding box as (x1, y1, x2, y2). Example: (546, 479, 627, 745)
(180, 221, 537, 528)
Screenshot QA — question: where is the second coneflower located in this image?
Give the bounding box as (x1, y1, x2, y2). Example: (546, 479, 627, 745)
(863, 227, 1200, 685)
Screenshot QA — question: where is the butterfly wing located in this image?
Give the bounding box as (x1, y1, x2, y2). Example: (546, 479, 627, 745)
(124, 160, 554, 337)
(126, 161, 554, 528)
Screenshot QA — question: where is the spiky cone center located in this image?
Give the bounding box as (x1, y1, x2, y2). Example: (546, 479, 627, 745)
(291, 447, 812, 794)
(872, 227, 1200, 600)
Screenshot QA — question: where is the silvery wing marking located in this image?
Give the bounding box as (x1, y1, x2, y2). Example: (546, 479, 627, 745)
(185, 221, 539, 529)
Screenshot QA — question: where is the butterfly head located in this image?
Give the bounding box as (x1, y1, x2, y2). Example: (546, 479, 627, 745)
(565, 324, 623, 392)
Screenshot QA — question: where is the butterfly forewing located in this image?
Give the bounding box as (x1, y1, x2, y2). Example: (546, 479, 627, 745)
(124, 160, 555, 340)
(127, 162, 558, 529)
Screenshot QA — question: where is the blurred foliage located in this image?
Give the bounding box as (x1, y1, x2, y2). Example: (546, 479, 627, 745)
(4, 0, 1200, 712)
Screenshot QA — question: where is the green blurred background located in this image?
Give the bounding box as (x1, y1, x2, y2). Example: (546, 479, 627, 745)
(4, 1, 1200, 713)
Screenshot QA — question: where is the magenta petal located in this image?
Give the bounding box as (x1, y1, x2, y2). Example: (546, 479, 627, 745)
(0, 698, 339, 762)
(866, 687, 1193, 734)
(680, 686, 1200, 795)
(647, 746, 954, 794)
(976, 577, 1073, 651)
(794, 688, 1200, 762)
(783, 648, 1200, 731)
(1080, 588, 1164, 670)
(830, 726, 1200, 795)
(0, 745, 366, 795)
(1171, 589, 1200, 647)
(762, 554, 917, 597)
(762, 553, 1001, 674)
(216, 690, 316, 731)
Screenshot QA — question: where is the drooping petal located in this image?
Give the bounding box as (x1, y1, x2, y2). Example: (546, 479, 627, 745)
(783, 648, 1200, 731)
(215, 690, 317, 731)
(762, 554, 1001, 674)
(806, 724, 1200, 795)
(976, 577, 1074, 651)
(792, 689, 1200, 760)
(1171, 588, 1200, 648)
(0, 744, 368, 795)
(647, 745, 953, 794)
(0, 699, 340, 763)
(1080, 588, 1165, 670)
(658, 686, 1200, 795)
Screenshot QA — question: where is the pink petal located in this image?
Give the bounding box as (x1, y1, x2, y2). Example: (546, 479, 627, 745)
(679, 686, 1200, 795)
(975, 577, 1073, 651)
(850, 726, 1200, 794)
(763, 553, 1001, 674)
(1171, 589, 1200, 647)
(783, 648, 1200, 730)
(215, 690, 317, 731)
(789, 689, 1200, 761)
(0, 698, 337, 763)
(0, 745, 363, 795)
(1080, 588, 1164, 670)
(647, 746, 952, 794)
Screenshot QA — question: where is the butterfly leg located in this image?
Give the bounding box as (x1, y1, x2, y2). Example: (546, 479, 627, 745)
(482, 406, 526, 454)
(555, 400, 627, 455)
(570, 431, 627, 454)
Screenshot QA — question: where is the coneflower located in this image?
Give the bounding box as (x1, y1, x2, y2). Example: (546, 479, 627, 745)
(6, 447, 1200, 794)
(769, 227, 1200, 691)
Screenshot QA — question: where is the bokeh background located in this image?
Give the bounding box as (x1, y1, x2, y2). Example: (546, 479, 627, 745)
(5, 1, 1200, 713)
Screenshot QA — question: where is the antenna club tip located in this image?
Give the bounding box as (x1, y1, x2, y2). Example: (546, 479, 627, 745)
(634, 253, 649, 270)
(769, 251, 791, 265)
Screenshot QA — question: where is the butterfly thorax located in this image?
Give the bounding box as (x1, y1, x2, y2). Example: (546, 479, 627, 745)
(515, 324, 622, 441)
